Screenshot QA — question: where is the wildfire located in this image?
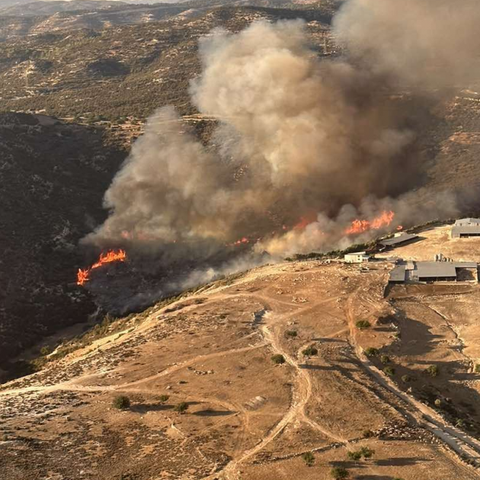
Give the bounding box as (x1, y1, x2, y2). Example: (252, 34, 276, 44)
(76, 249, 127, 286)
(345, 210, 395, 235)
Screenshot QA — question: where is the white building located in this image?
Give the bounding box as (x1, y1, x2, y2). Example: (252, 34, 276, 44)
(344, 252, 370, 264)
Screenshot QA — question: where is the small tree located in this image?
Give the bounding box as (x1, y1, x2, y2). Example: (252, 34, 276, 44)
(112, 395, 131, 410)
(40, 346, 51, 356)
(364, 347, 379, 357)
(362, 429, 375, 439)
(380, 355, 390, 364)
(331, 467, 349, 479)
(174, 402, 189, 414)
(384, 366, 395, 377)
(159, 395, 170, 403)
(359, 447, 375, 459)
(302, 451, 315, 467)
(271, 354, 286, 365)
(347, 450, 362, 461)
(356, 320, 371, 330)
(426, 365, 439, 377)
(475, 364, 480, 373)
(302, 346, 318, 357)
(285, 330, 298, 338)
(401, 374, 412, 383)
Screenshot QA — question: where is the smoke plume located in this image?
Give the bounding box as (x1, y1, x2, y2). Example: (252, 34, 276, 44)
(85, 1, 480, 263)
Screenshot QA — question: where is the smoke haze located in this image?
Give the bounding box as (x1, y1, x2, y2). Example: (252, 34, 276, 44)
(85, 0, 480, 263)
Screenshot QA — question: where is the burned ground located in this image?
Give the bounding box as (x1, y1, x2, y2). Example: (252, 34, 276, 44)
(0, 113, 126, 380)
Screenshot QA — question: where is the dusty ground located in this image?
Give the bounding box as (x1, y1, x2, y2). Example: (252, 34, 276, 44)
(377, 224, 480, 262)
(1, 250, 480, 479)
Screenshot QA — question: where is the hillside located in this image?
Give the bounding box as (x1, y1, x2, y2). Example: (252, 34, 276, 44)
(0, 112, 126, 380)
(2, 234, 480, 479)
(0, 6, 332, 122)
(0, 1, 338, 40)
(1, 2, 480, 377)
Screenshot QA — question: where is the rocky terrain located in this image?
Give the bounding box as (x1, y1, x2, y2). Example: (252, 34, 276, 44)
(2, 225, 480, 479)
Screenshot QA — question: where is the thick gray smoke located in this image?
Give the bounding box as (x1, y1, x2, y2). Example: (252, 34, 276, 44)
(85, 1, 480, 261)
(334, 0, 480, 89)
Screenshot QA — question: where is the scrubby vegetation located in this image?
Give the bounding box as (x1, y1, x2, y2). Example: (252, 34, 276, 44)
(384, 366, 395, 377)
(347, 446, 375, 461)
(271, 354, 286, 365)
(330, 466, 349, 479)
(174, 402, 189, 414)
(302, 451, 315, 467)
(112, 395, 131, 410)
(302, 345, 318, 356)
(356, 320, 371, 330)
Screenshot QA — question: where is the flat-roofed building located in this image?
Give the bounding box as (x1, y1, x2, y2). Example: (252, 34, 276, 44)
(379, 232, 419, 249)
(389, 260, 478, 283)
(454, 218, 480, 226)
(451, 218, 480, 238)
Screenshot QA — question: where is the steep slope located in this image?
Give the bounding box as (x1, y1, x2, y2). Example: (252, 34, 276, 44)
(0, 113, 126, 380)
(1, 257, 480, 479)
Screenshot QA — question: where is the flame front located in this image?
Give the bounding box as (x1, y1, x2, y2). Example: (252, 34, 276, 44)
(345, 210, 395, 235)
(76, 249, 127, 286)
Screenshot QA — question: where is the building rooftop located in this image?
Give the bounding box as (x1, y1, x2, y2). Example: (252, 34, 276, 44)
(414, 262, 457, 278)
(389, 261, 477, 282)
(379, 233, 418, 247)
(389, 264, 406, 282)
(455, 218, 480, 226)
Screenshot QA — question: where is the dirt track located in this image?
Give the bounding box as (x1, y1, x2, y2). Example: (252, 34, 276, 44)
(1, 260, 479, 480)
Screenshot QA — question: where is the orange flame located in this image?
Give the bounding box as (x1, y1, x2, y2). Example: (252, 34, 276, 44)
(345, 210, 395, 235)
(77, 249, 127, 286)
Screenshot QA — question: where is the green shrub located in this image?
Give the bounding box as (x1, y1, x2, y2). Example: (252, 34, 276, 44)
(302, 451, 315, 467)
(455, 418, 466, 428)
(159, 395, 170, 403)
(347, 447, 375, 461)
(434, 399, 442, 408)
(426, 365, 439, 377)
(475, 364, 480, 373)
(401, 374, 412, 383)
(285, 330, 298, 338)
(362, 429, 375, 438)
(302, 346, 318, 356)
(347, 450, 362, 461)
(356, 320, 371, 330)
(174, 402, 189, 414)
(384, 366, 395, 377)
(112, 395, 131, 410)
(380, 355, 390, 364)
(364, 347, 379, 357)
(40, 346, 51, 356)
(271, 354, 286, 365)
(359, 447, 375, 459)
(331, 467, 349, 479)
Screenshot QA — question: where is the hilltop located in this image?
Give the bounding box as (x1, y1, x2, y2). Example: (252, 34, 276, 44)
(2, 228, 480, 478)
